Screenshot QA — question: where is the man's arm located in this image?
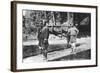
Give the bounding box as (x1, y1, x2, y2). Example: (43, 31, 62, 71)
(75, 28, 79, 35)
(67, 28, 71, 35)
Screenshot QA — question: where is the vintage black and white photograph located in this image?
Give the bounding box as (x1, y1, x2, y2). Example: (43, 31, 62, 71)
(11, 1, 97, 71)
(22, 10, 91, 62)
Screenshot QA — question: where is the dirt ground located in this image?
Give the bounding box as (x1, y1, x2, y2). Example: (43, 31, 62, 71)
(23, 37, 91, 63)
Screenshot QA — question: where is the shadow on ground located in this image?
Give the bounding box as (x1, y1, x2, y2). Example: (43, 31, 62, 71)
(50, 49, 91, 61)
(23, 44, 68, 58)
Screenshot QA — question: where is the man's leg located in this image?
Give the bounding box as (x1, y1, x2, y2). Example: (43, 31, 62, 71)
(38, 39, 44, 54)
(71, 42, 76, 54)
(42, 40, 49, 60)
(43, 48, 47, 59)
(67, 35, 71, 48)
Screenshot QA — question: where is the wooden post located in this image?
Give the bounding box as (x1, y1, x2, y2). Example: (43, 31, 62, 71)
(67, 12, 74, 26)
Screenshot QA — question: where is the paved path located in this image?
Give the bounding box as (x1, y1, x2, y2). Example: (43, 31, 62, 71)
(23, 37, 91, 63)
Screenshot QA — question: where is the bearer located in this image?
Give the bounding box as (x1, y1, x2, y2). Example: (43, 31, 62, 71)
(67, 23, 79, 53)
(37, 20, 49, 60)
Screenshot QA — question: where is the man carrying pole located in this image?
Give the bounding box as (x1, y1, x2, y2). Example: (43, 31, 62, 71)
(67, 23, 79, 53)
